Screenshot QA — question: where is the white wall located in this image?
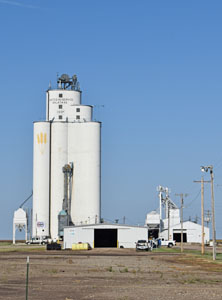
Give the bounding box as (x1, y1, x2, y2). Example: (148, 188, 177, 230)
(170, 221, 210, 243)
(118, 227, 148, 248)
(159, 221, 210, 244)
(145, 211, 160, 225)
(46, 90, 82, 121)
(64, 227, 94, 249)
(163, 208, 180, 230)
(64, 225, 148, 249)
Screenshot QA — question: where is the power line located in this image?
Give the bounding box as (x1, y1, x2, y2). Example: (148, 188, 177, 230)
(184, 189, 201, 208)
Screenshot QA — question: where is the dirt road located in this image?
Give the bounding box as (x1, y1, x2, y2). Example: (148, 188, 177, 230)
(0, 247, 222, 300)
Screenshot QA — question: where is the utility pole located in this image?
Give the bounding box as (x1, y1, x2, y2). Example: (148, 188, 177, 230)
(194, 177, 210, 255)
(166, 188, 170, 240)
(175, 193, 188, 253)
(201, 165, 216, 260)
(168, 201, 170, 240)
(201, 177, 205, 255)
(210, 169, 216, 261)
(159, 187, 163, 235)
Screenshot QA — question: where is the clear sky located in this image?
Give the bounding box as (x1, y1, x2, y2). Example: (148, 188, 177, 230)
(1, 0, 222, 239)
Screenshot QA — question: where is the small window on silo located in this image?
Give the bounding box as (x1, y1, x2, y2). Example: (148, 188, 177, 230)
(59, 105, 63, 109)
(59, 93, 63, 98)
(76, 115, 80, 120)
(59, 115, 63, 120)
(76, 108, 80, 112)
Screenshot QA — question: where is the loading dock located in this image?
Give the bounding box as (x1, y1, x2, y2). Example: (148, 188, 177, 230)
(94, 229, 117, 247)
(173, 233, 187, 243)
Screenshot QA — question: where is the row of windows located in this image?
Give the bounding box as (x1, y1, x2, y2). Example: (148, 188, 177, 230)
(59, 115, 80, 120)
(58, 104, 80, 112)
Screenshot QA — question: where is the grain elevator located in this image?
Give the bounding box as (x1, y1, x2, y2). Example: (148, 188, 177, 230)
(32, 74, 101, 240)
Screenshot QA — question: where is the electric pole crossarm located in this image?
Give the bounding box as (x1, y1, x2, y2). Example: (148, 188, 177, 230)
(193, 181, 210, 183)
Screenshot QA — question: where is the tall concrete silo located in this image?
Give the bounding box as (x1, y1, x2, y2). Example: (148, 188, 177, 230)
(32, 74, 101, 240)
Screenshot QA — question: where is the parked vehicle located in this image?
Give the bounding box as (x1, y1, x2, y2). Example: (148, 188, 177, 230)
(26, 237, 48, 245)
(136, 240, 151, 251)
(47, 242, 61, 250)
(157, 238, 176, 248)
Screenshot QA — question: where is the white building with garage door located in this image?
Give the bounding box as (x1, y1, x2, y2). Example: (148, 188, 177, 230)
(146, 210, 210, 244)
(64, 223, 148, 249)
(160, 221, 210, 244)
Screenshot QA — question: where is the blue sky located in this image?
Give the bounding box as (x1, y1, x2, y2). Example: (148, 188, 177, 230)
(1, 0, 222, 239)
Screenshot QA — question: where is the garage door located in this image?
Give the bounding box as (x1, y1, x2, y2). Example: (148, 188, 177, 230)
(173, 233, 187, 243)
(94, 229, 117, 248)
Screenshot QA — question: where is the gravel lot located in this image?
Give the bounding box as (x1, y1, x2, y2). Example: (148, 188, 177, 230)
(0, 246, 222, 300)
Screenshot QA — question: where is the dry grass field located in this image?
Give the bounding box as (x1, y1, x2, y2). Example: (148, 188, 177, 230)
(0, 244, 222, 300)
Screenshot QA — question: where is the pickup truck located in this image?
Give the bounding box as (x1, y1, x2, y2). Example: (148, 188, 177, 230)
(157, 238, 176, 248)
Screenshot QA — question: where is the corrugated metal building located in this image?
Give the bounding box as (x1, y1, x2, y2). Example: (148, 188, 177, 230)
(146, 211, 210, 243)
(160, 221, 210, 244)
(64, 223, 148, 249)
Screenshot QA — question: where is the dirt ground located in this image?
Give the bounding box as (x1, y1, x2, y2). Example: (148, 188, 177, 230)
(0, 246, 222, 300)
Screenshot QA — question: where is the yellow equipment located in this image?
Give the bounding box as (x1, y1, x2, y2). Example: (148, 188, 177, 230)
(71, 243, 90, 250)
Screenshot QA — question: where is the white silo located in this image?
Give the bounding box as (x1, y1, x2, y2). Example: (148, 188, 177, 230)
(68, 122, 101, 225)
(32, 122, 50, 237)
(32, 74, 101, 239)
